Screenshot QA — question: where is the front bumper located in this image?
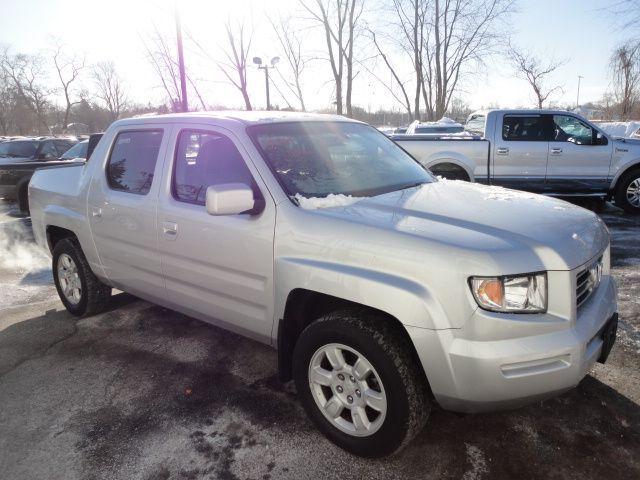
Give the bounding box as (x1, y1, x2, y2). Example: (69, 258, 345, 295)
(407, 274, 617, 413)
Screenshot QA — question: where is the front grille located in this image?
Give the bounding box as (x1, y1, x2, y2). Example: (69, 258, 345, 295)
(576, 256, 603, 308)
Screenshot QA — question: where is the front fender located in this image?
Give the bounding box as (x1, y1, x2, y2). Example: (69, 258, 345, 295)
(610, 158, 640, 189)
(274, 257, 455, 343)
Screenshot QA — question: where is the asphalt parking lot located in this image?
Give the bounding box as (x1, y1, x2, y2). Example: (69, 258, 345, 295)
(0, 199, 639, 480)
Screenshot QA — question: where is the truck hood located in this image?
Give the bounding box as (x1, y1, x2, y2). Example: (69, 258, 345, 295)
(613, 137, 640, 148)
(306, 180, 609, 271)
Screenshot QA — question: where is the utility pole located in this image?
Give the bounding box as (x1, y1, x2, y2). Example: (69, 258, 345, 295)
(175, 5, 188, 112)
(576, 75, 583, 109)
(253, 56, 280, 110)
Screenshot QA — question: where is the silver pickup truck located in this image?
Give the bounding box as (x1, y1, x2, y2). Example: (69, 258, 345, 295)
(29, 112, 618, 457)
(394, 109, 640, 213)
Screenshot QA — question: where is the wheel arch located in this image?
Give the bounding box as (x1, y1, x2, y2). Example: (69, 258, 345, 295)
(423, 155, 474, 181)
(276, 288, 428, 385)
(610, 160, 640, 192)
(46, 225, 78, 253)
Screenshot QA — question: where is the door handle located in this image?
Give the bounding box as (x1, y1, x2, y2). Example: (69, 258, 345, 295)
(551, 148, 563, 155)
(496, 147, 509, 155)
(162, 221, 178, 238)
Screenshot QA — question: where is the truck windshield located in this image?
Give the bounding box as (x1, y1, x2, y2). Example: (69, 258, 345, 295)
(248, 121, 433, 198)
(0, 141, 39, 158)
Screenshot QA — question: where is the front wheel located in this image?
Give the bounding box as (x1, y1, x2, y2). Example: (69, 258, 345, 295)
(615, 169, 640, 214)
(52, 238, 112, 317)
(293, 310, 430, 457)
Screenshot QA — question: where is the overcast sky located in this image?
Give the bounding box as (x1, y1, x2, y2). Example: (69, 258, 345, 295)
(0, 0, 632, 114)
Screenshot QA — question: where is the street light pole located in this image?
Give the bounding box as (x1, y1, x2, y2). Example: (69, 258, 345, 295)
(576, 75, 583, 109)
(175, 6, 188, 112)
(253, 56, 280, 111)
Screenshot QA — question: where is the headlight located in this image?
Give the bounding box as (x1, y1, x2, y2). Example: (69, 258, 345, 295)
(469, 272, 547, 313)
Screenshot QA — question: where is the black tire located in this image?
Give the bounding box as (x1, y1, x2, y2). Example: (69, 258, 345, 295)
(52, 238, 112, 317)
(614, 168, 640, 214)
(17, 181, 29, 214)
(293, 310, 430, 457)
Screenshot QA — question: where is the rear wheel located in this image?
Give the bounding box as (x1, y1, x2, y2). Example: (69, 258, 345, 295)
(615, 169, 640, 214)
(52, 238, 112, 317)
(429, 163, 470, 181)
(293, 310, 430, 457)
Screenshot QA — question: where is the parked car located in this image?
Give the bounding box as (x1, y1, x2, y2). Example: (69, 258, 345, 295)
(0, 137, 79, 211)
(393, 109, 640, 213)
(29, 112, 618, 457)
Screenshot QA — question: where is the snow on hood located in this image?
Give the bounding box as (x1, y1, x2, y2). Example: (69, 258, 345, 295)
(294, 193, 365, 210)
(596, 121, 640, 138)
(302, 180, 609, 271)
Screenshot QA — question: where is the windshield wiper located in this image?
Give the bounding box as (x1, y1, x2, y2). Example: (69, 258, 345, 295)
(397, 181, 428, 192)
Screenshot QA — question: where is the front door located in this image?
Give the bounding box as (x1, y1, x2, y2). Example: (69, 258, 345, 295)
(87, 127, 169, 302)
(491, 113, 549, 192)
(545, 114, 613, 193)
(157, 126, 276, 343)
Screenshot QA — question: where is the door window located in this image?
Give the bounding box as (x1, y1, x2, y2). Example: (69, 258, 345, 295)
(39, 141, 59, 160)
(106, 130, 163, 194)
(502, 116, 547, 141)
(173, 130, 255, 205)
(552, 115, 593, 145)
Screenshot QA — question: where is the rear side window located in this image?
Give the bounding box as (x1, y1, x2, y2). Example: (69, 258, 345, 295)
(173, 130, 255, 205)
(107, 130, 163, 194)
(502, 115, 547, 141)
(465, 114, 485, 134)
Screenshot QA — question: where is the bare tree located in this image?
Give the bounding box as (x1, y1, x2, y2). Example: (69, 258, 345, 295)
(217, 19, 253, 111)
(143, 28, 207, 112)
(0, 48, 51, 133)
(52, 43, 85, 132)
(92, 61, 127, 121)
(270, 15, 309, 111)
(508, 46, 567, 109)
(300, 0, 364, 117)
(422, 0, 513, 119)
(610, 41, 640, 120)
(366, 28, 413, 118)
(611, 0, 640, 31)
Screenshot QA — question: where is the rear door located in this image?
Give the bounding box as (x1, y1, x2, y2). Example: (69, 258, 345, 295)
(491, 113, 549, 191)
(545, 114, 613, 193)
(87, 127, 169, 302)
(157, 125, 276, 343)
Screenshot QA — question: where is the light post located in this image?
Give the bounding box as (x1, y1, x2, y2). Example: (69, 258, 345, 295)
(175, 3, 188, 112)
(576, 75, 584, 109)
(253, 56, 280, 110)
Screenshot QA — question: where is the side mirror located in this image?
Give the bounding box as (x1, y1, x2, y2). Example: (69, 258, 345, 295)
(596, 132, 608, 146)
(205, 183, 255, 216)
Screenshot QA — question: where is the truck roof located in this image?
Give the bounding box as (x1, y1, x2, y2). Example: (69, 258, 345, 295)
(113, 111, 356, 128)
(468, 109, 587, 118)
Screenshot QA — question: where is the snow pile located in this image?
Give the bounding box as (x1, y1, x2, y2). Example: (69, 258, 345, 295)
(595, 121, 640, 138)
(294, 193, 365, 210)
(437, 117, 459, 125)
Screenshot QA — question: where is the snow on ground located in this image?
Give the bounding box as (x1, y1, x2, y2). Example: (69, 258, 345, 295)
(594, 121, 640, 138)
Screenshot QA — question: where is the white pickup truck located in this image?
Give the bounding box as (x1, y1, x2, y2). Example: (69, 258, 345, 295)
(29, 112, 618, 457)
(394, 109, 640, 213)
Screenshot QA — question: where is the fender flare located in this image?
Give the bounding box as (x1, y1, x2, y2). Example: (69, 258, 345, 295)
(610, 159, 640, 191)
(273, 257, 452, 344)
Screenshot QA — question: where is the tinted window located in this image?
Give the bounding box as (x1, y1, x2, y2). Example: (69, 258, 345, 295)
(552, 115, 593, 145)
(107, 130, 163, 194)
(54, 140, 76, 156)
(40, 141, 59, 160)
(248, 121, 432, 198)
(502, 115, 547, 141)
(173, 130, 255, 205)
(0, 140, 39, 158)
